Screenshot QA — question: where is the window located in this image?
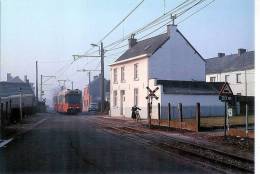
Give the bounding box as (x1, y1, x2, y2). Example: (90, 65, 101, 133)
(236, 73, 241, 83)
(113, 91, 117, 106)
(121, 67, 125, 82)
(210, 77, 216, 82)
(134, 63, 139, 80)
(225, 75, 229, 82)
(134, 88, 138, 106)
(113, 68, 118, 83)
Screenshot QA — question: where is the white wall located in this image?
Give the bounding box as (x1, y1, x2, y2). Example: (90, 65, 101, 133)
(149, 25, 205, 81)
(206, 69, 255, 96)
(110, 57, 149, 119)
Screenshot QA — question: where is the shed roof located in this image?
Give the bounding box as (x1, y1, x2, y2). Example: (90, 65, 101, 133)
(157, 80, 225, 95)
(206, 51, 254, 74)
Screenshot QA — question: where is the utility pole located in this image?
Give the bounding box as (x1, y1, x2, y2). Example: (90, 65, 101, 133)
(88, 71, 91, 106)
(100, 42, 105, 113)
(0, 0, 2, 81)
(40, 75, 43, 101)
(36, 61, 38, 102)
(19, 88, 23, 121)
(71, 81, 73, 90)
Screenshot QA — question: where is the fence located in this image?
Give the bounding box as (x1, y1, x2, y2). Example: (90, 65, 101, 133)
(150, 102, 255, 133)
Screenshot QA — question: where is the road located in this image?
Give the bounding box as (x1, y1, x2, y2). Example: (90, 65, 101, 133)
(0, 113, 222, 174)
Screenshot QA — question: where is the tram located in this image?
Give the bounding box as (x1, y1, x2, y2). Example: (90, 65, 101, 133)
(53, 89, 82, 114)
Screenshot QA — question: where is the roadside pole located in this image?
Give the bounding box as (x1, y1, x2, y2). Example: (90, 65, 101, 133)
(245, 104, 248, 136)
(20, 91, 23, 122)
(36, 61, 38, 102)
(100, 42, 105, 113)
(40, 74, 43, 102)
(224, 101, 227, 138)
(218, 82, 233, 140)
(0, 97, 2, 139)
(158, 103, 160, 126)
(145, 86, 159, 129)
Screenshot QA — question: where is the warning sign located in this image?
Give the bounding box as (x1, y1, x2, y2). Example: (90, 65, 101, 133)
(219, 82, 233, 96)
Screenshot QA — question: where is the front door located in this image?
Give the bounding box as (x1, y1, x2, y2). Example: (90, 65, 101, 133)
(120, 90, 125, 115)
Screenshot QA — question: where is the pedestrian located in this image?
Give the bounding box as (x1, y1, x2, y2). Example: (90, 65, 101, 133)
(131, 105, 141, 121)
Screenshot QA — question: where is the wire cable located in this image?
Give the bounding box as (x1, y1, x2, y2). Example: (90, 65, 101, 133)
(98, 0, 145, 43)
(177, 0, 215, 25)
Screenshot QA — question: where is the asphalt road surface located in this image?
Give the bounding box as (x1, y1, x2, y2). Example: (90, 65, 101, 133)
(0, 113, 221, 174)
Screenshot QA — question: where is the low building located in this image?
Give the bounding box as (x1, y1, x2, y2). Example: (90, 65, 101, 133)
(148, 79, 225, 119)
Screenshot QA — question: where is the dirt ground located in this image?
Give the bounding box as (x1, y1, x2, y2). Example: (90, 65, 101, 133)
(207, 136, 254, 153)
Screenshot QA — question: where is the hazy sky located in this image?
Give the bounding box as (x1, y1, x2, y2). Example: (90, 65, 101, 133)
(0, 0, 254, 104)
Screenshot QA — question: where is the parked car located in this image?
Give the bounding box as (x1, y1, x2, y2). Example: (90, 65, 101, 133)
(88, 103, 98, 112)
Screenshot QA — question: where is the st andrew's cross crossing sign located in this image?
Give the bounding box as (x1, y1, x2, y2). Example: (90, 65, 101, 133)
(146, 86, 159, 100)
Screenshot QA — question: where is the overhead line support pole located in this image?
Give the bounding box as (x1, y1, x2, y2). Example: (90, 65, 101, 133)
(100, 42, 105, 113)
(36, 61, 39, 103)
(40, 75, 43, 102)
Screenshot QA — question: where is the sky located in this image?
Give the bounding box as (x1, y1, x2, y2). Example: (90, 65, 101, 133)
(0, 0, 255, 105)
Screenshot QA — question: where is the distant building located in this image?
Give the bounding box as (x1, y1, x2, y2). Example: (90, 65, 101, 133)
(5, 73, 35, 95)
(0, 82, 34, 98)
(82, 75, 110, 112)
(206, 49, 254, 96)
(109, 24, 224, 118)
(6, 73, 24, 83)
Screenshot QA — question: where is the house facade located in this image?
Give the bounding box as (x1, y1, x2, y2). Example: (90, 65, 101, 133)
(109, 24, 221, 119)
(206, 49, 254, 97)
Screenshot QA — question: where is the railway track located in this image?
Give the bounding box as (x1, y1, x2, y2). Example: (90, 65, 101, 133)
(87, 116, 254, 173)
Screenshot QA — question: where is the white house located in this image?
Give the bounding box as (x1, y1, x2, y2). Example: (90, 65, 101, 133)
(206, 49, 255, 97)
(110, 24, 224, 119)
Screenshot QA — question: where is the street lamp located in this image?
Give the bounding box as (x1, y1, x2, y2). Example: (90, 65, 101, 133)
(91, 43, 105, 113)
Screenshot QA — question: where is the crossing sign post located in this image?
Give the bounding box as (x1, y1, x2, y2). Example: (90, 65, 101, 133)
(218, 82, 233, 138)
(146, 86, 159, 128)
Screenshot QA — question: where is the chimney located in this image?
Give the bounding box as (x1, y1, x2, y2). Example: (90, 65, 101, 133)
(93, 75, 98, 80)
(238, 48, 246, 55)
(167, 24, 177, 37)
(217, 53, 225, 57)
(24, 75, 27, 82)
(7, 73, 12, 82)
(128, 34, 137, 48)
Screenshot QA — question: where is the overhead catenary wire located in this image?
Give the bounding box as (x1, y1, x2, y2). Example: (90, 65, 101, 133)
(98, 0, 145, 43)
(100, 0, 215, 63)
(82, 1, 144, 56)
(175, 0, 207, 18)
(77, 0, 206, 58)
(102, 0, 204, 50)
(177, 0, 215, 25)
(44, 0, 216, 98)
